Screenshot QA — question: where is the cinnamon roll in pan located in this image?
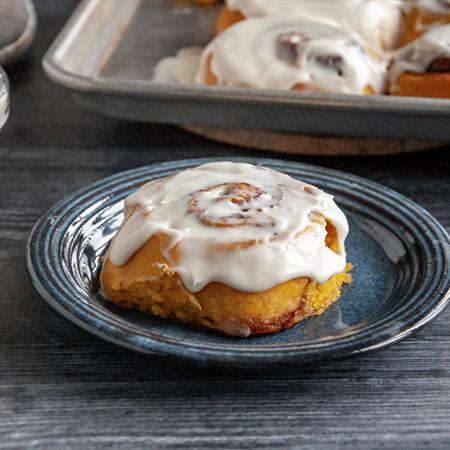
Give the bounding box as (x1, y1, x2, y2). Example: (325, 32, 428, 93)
(389, 25, 450, 98)
(196, 16, 386, 95)
(101, 162, 351, 337)
(400, 0, 450, 46)
(217, 0, 402, 50)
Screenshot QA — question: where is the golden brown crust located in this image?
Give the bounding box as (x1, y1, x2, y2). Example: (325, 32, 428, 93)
(101, 230, 351, 336)
(204, 55, 219, 85)
(196, 0, 218, 5)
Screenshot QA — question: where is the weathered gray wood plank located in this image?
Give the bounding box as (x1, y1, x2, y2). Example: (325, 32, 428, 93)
(0, 1, 449, 448)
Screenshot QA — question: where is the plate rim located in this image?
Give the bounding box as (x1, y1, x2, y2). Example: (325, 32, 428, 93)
(26, 157, 450, 366)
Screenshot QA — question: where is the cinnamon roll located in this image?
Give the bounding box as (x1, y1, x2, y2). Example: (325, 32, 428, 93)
(400, 0, 450, 46)
(217, 0, 403, 50)
(196, 16, 387, 95)
(389, 25, 450, 98)
(101, 162, 351, 337)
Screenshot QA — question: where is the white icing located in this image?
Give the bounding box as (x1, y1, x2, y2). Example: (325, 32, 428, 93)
(195, 16, 387, 94)
(153, 47, 202, 84)
(221, 318, 251, 337)
(389, 24, 450, 92)
(108, 162, 349, 293)
(411, 0, 450, 13)
(226, 0, 403, 49)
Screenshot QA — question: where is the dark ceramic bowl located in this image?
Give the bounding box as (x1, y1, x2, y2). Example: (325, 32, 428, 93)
(26, 158, 450, 367)
(0, 0, 37, 66)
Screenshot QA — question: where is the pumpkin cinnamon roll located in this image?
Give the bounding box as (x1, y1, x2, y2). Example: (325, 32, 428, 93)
(217, 0, 403, 50)
(101, 162, 352, 337)
(400, 0, 450, 46)
(389, 25, 450, 98)
(195, 16, 387, 95)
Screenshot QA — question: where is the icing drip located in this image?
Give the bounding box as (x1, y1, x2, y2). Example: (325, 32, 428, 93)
(109, 162, 349, 293)
(389, 25, 450, 91)
(195, 17, 387, 94)
(152, 47, 202, 84)
(226, 0, 403, 49)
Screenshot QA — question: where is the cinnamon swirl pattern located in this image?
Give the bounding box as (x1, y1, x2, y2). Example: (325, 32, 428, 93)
(108, 162, 348, 291)
(195, 17, 386, 94)
(101, 162, 351, 336)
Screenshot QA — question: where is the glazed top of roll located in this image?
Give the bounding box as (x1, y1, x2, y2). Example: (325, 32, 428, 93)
(389, 25, 450, 89)
(226, 0, 402, 49)
(411, 0, 450, 13)
(108, 162, 349, 293)
(195, 16, 387, 94)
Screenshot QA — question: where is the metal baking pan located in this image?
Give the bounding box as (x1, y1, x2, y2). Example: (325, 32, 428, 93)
(43, 0, 450, 140)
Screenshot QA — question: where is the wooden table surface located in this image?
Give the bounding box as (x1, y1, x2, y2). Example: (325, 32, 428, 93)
(1, 1, 449, 448)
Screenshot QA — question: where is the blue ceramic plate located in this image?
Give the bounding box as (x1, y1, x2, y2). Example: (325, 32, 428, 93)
(26, 158, 450, 367)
